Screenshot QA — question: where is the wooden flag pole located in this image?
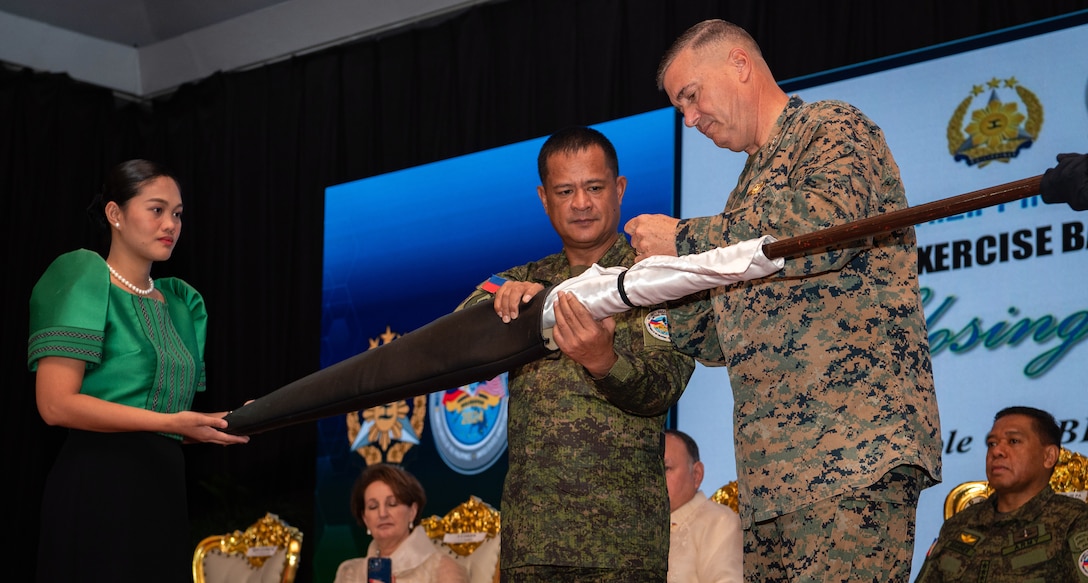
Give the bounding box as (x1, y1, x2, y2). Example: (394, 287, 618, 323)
(762, 175, 1043, 259)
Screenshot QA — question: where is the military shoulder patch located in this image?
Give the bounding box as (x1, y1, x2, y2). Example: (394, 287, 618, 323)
(1072, 530, 1088, 552)
(645, 309, 671, 342)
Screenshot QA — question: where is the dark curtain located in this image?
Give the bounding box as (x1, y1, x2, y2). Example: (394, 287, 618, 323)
(4, 1, 1084, 580)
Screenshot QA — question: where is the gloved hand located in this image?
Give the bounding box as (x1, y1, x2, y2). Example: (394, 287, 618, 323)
(1040, 152, 1088, 211)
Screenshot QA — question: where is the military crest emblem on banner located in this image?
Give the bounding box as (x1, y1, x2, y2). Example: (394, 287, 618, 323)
(946, 77, 1043, 168)
(346, 326, 427, 464)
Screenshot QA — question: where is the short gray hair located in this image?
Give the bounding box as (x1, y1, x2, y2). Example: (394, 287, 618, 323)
(656, 19, 761, 90)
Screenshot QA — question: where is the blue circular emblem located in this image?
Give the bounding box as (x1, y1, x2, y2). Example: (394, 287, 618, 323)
(428, 372, 508, 475)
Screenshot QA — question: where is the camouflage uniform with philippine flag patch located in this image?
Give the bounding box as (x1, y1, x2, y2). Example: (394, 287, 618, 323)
(666, 96, 943, 581)
(460, 234, 694, 581)
(916, 486, 1088, 582)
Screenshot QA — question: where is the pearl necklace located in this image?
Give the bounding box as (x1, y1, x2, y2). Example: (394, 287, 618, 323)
(106, 262, 155, 296)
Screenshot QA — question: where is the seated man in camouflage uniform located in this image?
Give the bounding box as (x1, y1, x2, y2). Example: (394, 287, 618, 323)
(916, 406, 1088, 582)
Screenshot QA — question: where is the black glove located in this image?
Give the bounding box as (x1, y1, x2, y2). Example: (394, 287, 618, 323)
(1040, 152, 1088, 211)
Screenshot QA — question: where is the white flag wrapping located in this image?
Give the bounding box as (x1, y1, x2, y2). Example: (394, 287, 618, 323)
(222, 236, 783, 435)
(542, 235, 785, 329)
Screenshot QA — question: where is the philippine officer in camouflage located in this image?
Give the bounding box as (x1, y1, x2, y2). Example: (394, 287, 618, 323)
(459, 126, 695, 583)
(916, 406, 1088, 582)
(624, 20, 942, 582)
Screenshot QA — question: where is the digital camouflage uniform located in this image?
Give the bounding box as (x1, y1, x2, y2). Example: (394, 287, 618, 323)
(916, 486, 1088, 582)
(666, 97, 943, 578)
(461, 234, 695, 581)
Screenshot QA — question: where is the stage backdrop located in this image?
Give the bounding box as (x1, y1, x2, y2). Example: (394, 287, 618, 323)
(677, 12, 1088, 580)
(314, 11, 1088, 582)
(315, 108, 677, 581)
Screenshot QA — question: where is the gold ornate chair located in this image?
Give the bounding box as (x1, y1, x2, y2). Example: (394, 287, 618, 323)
(713, 480, 739, 513)
(711, 480, 740, 513)
(944, 448, 1088, 519)
(421, 495, 501, 583)
(192, 512, 303, 583)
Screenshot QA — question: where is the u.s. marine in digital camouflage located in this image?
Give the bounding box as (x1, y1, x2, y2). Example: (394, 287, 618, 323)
(915, 486, 1088, 582)
(460, 234, 694, 580)
(668, 95, 943, 527)
(631, 18, 942, 582)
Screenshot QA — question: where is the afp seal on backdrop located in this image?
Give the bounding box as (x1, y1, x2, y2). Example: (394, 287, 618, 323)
(429, 372, 509, 475)
(946, 76, 1043, 168)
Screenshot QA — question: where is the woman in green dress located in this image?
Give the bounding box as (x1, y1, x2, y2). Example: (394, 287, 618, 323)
(28, 159, 250, 582)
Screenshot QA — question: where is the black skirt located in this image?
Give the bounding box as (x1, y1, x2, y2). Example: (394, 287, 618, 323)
(36, 430, 191, 583)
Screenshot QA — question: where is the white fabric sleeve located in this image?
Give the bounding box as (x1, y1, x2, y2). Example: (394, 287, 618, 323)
(542, 235, 784, 329)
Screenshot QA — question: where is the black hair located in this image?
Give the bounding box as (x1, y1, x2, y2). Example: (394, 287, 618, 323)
(536, 126, 619, 184)
(665, 428, 700, 464)
(995, 406, 1062, 447)
(86, 159, 179, 229)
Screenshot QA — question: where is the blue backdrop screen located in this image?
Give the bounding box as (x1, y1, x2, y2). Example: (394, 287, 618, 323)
(315, 108, 676, 581)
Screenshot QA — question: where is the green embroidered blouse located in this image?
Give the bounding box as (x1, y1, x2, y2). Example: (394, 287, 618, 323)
(28, 250, 207, 434)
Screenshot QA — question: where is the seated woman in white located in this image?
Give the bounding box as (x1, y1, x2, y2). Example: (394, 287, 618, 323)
(335, 463, 467, 583)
